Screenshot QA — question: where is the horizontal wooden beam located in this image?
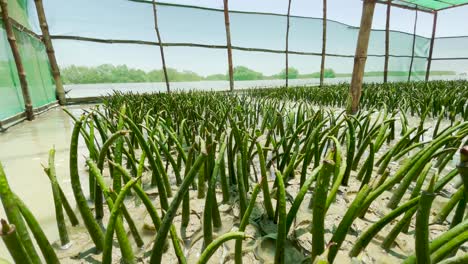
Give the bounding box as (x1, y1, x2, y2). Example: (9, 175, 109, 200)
(0, 11, 42, 40)
(49, 34, 431, 59)
(432, 57, 468, 60)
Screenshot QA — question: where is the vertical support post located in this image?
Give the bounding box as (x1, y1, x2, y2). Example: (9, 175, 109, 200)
(223, 0, 234, 91)
(0, 0, 34, 120)
(34, 0, 66, 105)
(319, 0, 327, 87)
(425, 12, 437, 82)
(348, 0, 376, 114)
(285, 0, 292, 88)
(408, 8, 418, 82)
(152, 0, 170, 93)
(384, 0, 391, 83)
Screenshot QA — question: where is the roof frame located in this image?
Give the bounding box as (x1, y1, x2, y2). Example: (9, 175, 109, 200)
(437, 1, 468, 10)
(389, 0, 468, 11)
(375, 0, 435, 12)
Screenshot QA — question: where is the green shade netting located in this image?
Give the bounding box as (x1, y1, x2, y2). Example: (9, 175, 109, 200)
(0, 21, 24, 120)
(392, 0, 468, 11)
(15, 28, 56, 108)
(0, 18, 56, 121)
(7, 0, 31, 29)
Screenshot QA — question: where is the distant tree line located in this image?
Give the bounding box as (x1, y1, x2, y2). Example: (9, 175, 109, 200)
(60, 64, 338, 84)
(60, 64, 455, 84)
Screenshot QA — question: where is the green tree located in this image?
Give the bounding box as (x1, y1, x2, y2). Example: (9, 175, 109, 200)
(323, 68, 336, 78)
(277, 67, 299, 79)
(233, 66, 263, 81)
(205, 74, 227, 81)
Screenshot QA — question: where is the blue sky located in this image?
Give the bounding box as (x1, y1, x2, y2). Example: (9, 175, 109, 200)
(39, 0, 468, 76)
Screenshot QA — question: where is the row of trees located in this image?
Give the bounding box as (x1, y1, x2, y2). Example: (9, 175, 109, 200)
(61, 64, 337, 84)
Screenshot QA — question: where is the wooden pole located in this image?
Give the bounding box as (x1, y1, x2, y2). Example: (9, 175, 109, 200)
(33, 0, 66, 105)
(223, 0, 234, 91)
(152, 0, 170, 93)
(408, 8, 418, 82)
(319, 0, 327, 87)
(0, 0, 34, 120)
(383, 0, 390, 83)
(348, 0, 377, 114)
(285, 0, 292, 88)
(425, 12, 437, 82)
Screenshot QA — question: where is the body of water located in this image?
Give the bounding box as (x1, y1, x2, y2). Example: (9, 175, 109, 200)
(65, 76, 465, 98)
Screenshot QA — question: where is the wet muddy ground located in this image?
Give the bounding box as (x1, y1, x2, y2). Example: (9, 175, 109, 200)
(0, 106, 89, 261)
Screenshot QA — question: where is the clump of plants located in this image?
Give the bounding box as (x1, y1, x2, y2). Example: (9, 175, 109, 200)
(1, 88, 467, 263)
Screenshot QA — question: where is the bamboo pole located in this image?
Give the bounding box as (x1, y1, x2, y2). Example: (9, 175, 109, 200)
(285, 0, 292, 88)
(152, 0, 170, 93)
(425, 12, 437, 82)
(383, 0, 391, 83)
(408, 8, 418, 82)
(0, 0, 34, 120)
(33, 0, 66, 105)
(319, 0, 327, 87)
(223, 0, 234, 91)
(348, 0, 377, 114)
(48, 35, 430, 59)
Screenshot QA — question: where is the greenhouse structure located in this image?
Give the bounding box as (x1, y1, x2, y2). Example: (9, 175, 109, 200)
(0, 0, 467, 263)
(1, 0, 468, 127)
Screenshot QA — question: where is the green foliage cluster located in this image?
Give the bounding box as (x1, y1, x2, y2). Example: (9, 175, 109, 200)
(232, 66, 264, 80)
(61, 64, 203, 84)
(275, 67, 299, 79)
(60, 64, 456, 84)
(61, 64, 334, 84)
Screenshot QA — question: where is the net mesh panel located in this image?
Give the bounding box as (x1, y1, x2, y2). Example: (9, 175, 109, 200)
(282, 54, 323, 87)
(0, 21, 24, 120)
(326, 56, 354, 83)
(231, 12, 286, 50)
(0, 1, 56, 121)
(43, 0, 447, 88)
(164, 46, 227, 78)
(159, 5, 226, 45)
(53, 40, 165, 97)
(434, 36, 468, 58)
(43, 0, 155, 41)
(7, 0, 31, 29)
(432, 36, 468, 79)
(15, 28, 56, 108)
(431, 59, 468, 80)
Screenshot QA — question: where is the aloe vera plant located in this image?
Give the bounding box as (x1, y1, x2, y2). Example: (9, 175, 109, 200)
(274, 170, 287, 264)
(69, 116, 104, 251)
(102, 178, 139, 264)
(13, 194, 60, 264)
(312, 160, 335, 261)
(415, 175, 437, 264)
(0, 219, 32, 264)
(150, 152, 207, 263)
(0, 162, 41, 263)
(43, 148, 69, 247)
